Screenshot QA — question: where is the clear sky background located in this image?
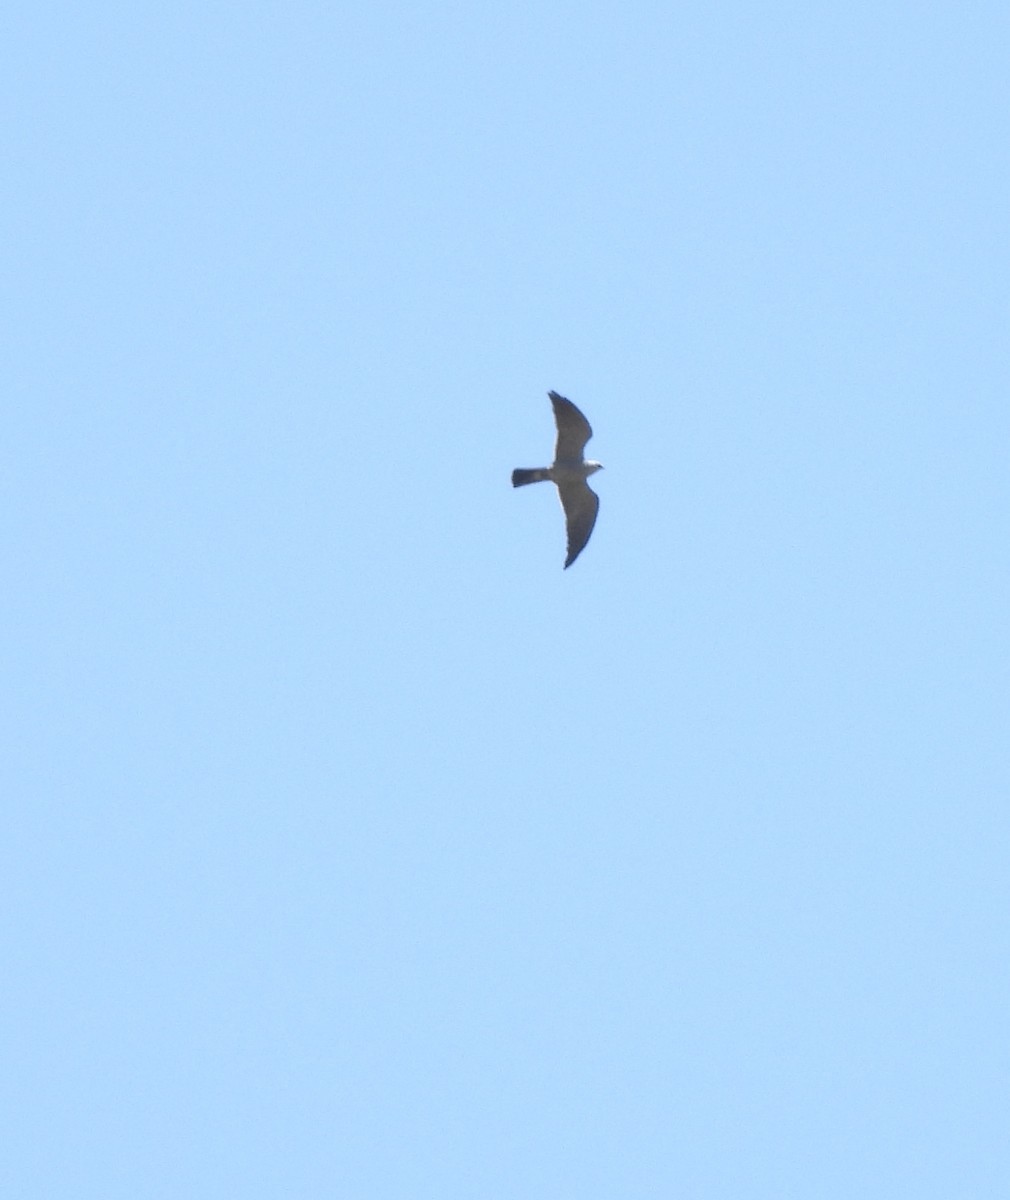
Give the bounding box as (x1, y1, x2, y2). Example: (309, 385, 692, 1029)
(4, 2, 1008, 1196)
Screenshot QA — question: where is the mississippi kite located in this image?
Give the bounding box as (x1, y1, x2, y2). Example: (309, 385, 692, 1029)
(512, 391, 604, 568)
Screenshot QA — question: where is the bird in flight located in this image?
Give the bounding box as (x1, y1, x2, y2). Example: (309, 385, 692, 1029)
(512, 391, 604, 568)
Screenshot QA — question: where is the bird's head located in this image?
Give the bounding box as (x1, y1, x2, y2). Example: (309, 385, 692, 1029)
(585, 461, 604, 477)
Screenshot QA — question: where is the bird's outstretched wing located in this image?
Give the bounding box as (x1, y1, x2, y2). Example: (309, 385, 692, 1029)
(557, 480, 600, 569)
(549, 391, 593, 463)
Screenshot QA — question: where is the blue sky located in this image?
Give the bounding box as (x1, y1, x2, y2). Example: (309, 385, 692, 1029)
(4, 2, 1008, 1196)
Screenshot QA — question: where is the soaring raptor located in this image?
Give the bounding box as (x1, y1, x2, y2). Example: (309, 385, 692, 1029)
(512, 391, 604, 568)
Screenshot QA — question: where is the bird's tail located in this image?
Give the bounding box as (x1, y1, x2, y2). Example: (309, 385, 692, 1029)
(512, 467, 551, 487)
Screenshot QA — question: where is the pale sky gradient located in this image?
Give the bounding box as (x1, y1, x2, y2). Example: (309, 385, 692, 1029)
(4, 2, 1009, 1196)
